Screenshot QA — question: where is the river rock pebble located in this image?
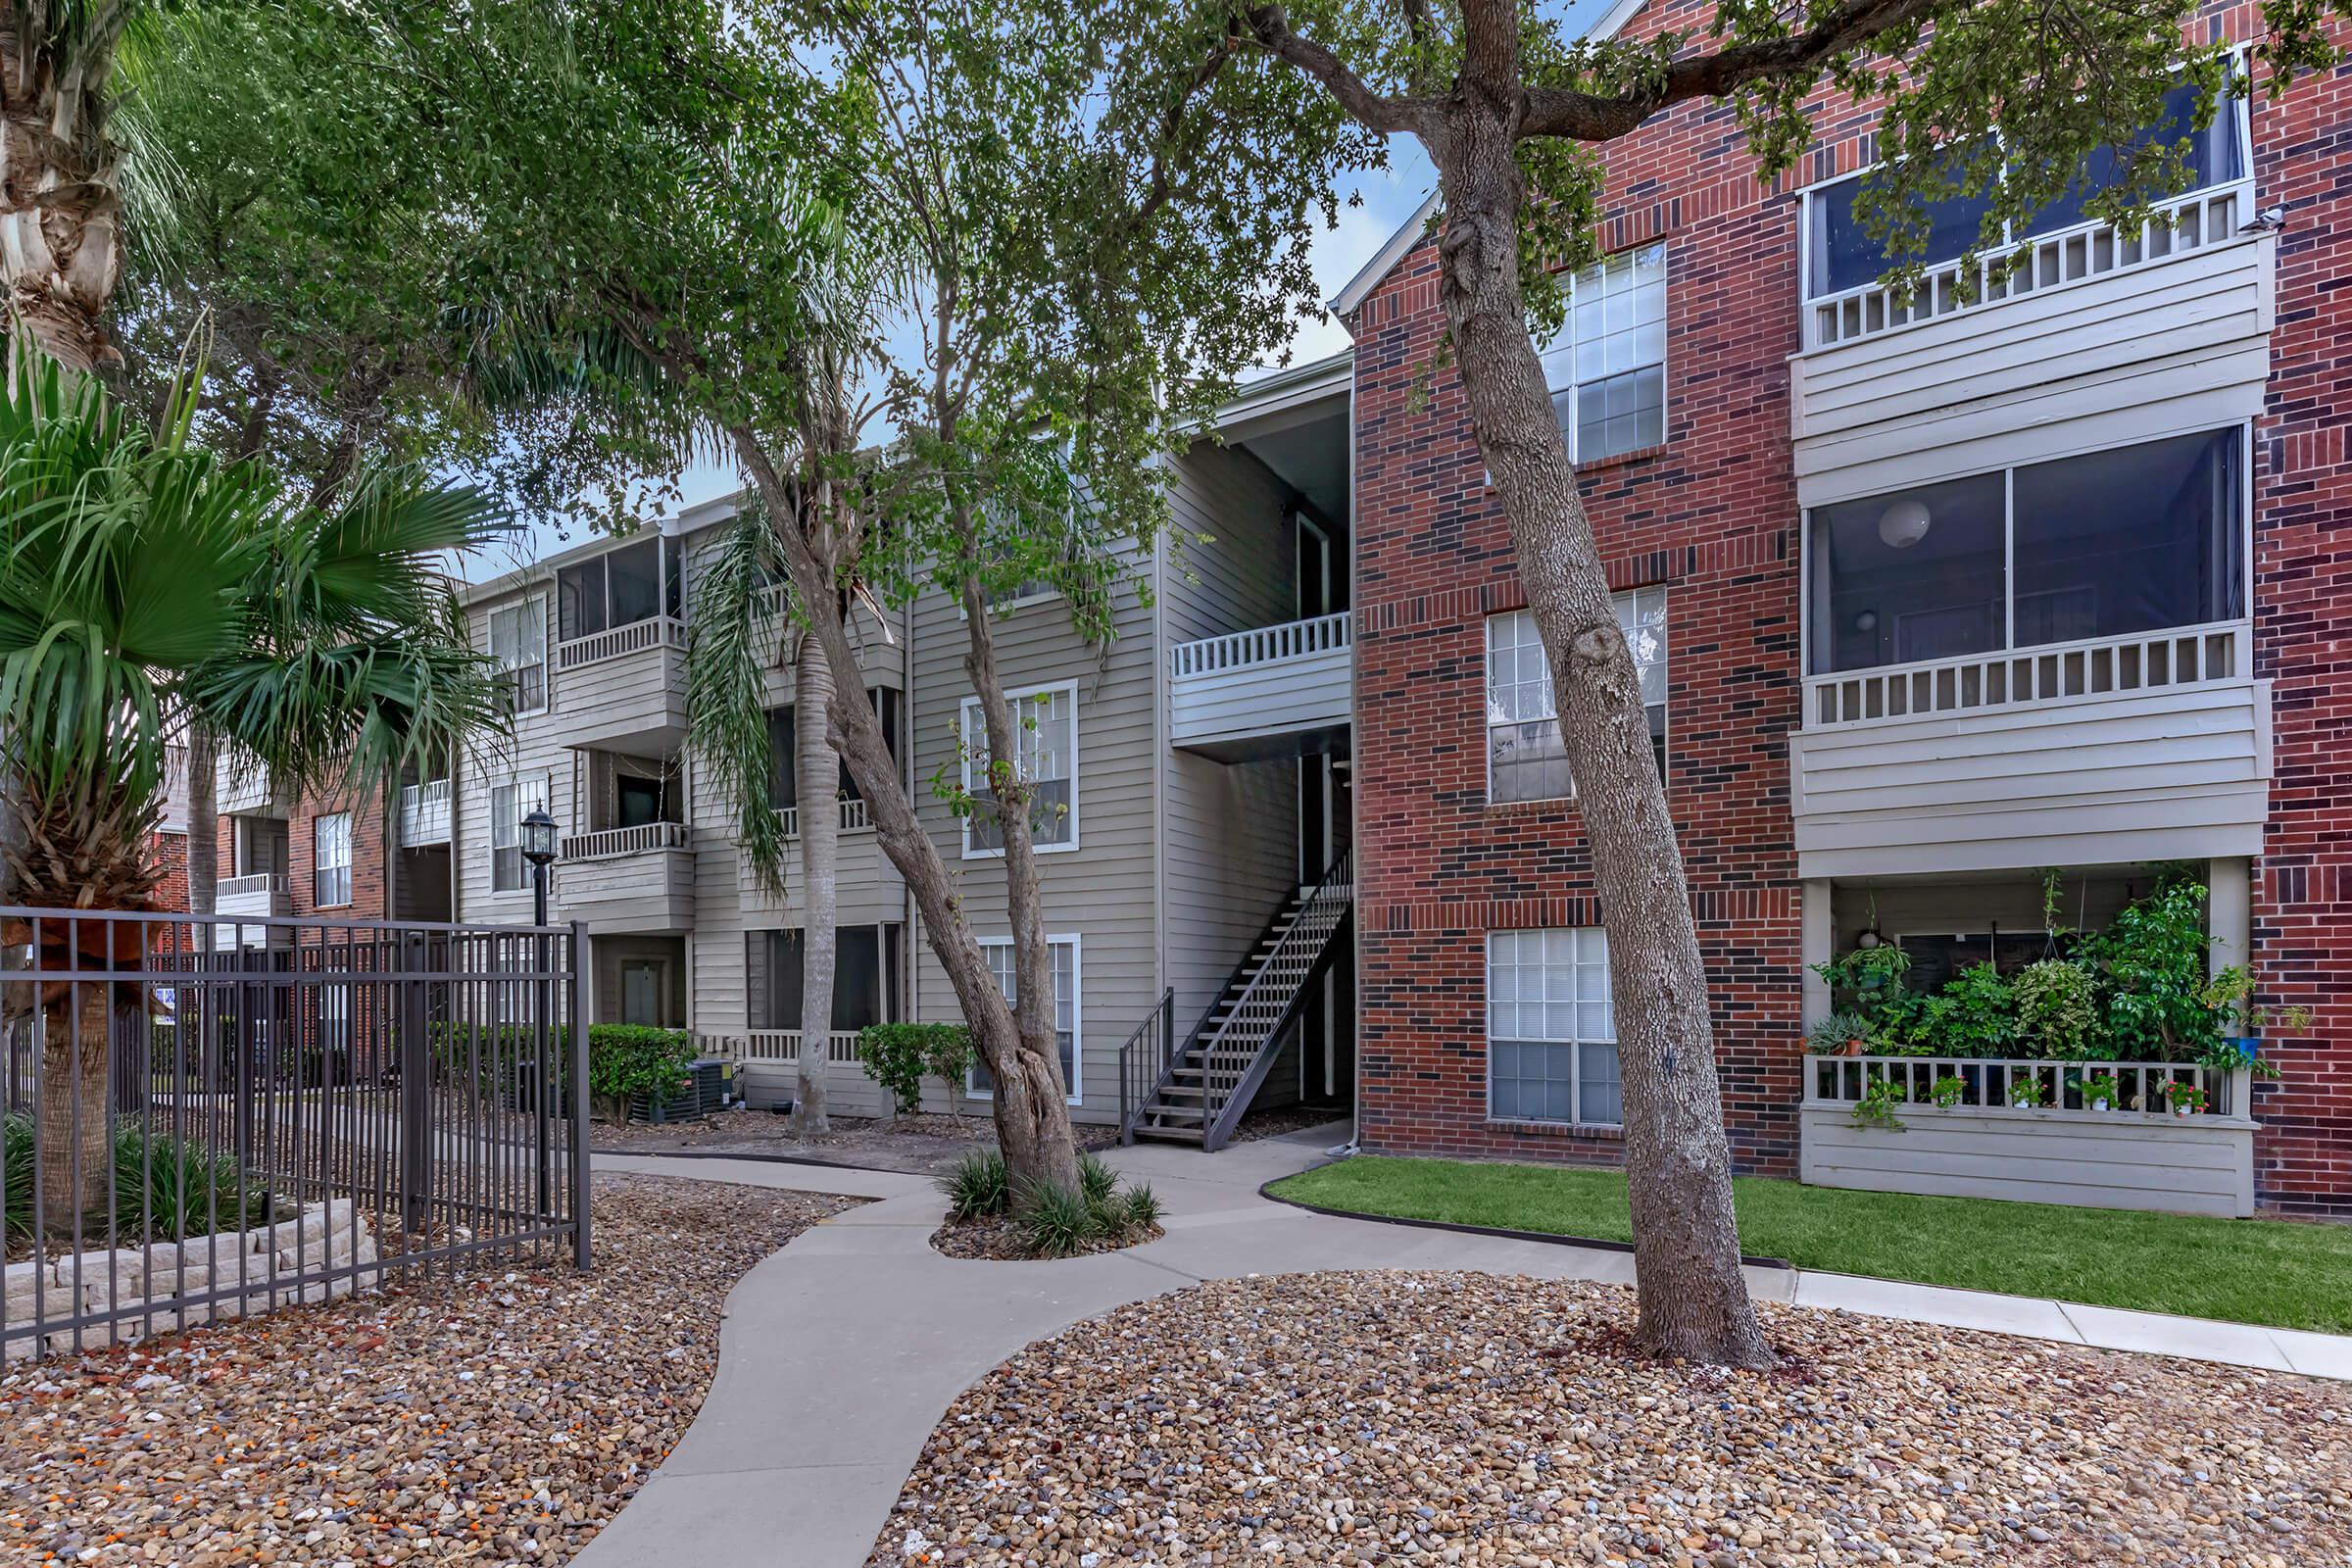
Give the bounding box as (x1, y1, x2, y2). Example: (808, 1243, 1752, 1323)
(866, 1270, 2352, 1567)
(0, 1174, 856, 1565)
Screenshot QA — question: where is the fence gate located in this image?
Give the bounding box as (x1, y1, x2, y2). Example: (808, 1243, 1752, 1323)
(1, 907, 589, 1362)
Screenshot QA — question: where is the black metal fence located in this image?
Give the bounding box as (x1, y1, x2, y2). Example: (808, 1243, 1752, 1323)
(2, 906, 589, 1362)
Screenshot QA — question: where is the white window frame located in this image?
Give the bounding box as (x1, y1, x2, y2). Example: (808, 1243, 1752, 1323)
(959, 680, 1080, 859)
(966, 934, 1083, 1104)
(1538, 242, 1668, 465)
(1485, 588, 1668, 807)
(1486, 927, 1621, 1128)
(488, 594, 549, 716)
(312, 811, 352, 907)
(489, 771, 553, 894)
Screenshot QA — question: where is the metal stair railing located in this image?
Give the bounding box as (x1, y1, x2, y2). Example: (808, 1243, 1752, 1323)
(1115, 988, 1176, 1145)
(1196, 848, 1354, 1151)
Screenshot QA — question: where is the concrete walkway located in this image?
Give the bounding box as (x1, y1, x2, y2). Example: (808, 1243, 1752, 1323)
(581, 1129, 2352, 1568)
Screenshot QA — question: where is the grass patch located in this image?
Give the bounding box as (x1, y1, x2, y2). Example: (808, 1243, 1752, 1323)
(1271, 1156, 2352, 1335)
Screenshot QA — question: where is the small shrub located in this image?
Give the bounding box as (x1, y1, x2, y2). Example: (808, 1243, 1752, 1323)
(587, 1024, 696, 1120)
(2, 1111, 30, 1245)
(858, 1023, 974, 1116)
(1077, 1151, 1120, 1208)
(1914, 962, 2016, 1056)
(112, 1122, 270, 1240)
(1118, 1182, 1164, 1234)
(1016, 1176, 1104, 1259)
(938, 1148, 1010, 1221)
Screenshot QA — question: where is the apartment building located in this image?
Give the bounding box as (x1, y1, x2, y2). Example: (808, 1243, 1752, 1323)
(1342, 0, 2351, 1212)
(206, 748, 416, 934)
(433, 402, 1356, 1141)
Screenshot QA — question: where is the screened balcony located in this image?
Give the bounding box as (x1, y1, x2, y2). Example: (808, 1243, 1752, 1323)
(549, 534, 691, 748)
(1790, 427, 2270, 878)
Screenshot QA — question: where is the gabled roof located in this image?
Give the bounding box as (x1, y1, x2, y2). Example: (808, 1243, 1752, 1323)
(1328, 0, 1653, 321)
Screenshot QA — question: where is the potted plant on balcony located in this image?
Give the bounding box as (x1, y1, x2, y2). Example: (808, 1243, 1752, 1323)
(2161, 1080, 2209, 1118)
(2200, 969, 2309, 1078)
(2080, 1071, 2124, 1112)
(1806, 1009, 1876, 1057)
(2005, 1073, 2048, 1109)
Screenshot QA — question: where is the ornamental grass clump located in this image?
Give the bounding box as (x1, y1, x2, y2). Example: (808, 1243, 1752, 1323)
(936, 1148, 1162, 1257)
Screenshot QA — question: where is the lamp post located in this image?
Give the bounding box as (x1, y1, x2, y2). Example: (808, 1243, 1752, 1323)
(520, 808, 560, 1216)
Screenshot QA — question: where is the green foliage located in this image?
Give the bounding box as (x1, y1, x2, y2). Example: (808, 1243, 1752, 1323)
(1119, 1182, 1165, 1233)
(5, 1114, 271, 1245)
(586, 1025, 697, 1114)
(1803, 1009, 1874, 1054)
(1015, 1176, 1102, 1259)
(2011, 958, 2105, 1059)
(2081, 880, 2223, 1062)
(1913, 963, 2015, 1057)
(1848, 1076, 1908, 1131)
(2080, 1072, 2125, 1109)
(0, 347, 510, 906)
(1077, 1151, 1121, 1208)
(2003, 1074, 2048, 1109)
(857, 1023, 975, 1117)
(2162, 1080, 2210, 1114)
(112, 1121, 272, 1241)
(1927, 1074, 1967, 1109)
(938, 1149, 1011, 1222)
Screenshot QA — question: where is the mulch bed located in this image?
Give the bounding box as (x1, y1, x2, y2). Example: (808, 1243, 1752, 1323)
(869, 1269, 2352, 1568)
(929, 1214, 1166, 1262)
(1, 1174, 859, 1567)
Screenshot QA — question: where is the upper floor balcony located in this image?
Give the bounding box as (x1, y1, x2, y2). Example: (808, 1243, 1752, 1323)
(398, 779, 452, 846)
(1168, 612, 1351, 761)
(552, 613, 690, 750)
(215, 871, 289, 925)
(556, 819, 695, 933)
(216, 749, 286, 816)
(1790, 425, 2269, 880)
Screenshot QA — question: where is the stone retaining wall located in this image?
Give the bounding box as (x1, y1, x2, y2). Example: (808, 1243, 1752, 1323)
(3, 1199, 378, 1361)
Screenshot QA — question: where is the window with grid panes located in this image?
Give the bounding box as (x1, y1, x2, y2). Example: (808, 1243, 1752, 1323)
(1538, 244, 1666, 463)
(1488, 928, 1621, 1125)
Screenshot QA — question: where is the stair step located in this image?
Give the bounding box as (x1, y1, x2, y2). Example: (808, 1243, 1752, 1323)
(1155, 1084, 1205, 1101)
(1131, 1124, 1206, 1145)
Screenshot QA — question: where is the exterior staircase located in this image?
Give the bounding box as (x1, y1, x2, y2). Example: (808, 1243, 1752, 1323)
(1119, 848, 1353, 1151)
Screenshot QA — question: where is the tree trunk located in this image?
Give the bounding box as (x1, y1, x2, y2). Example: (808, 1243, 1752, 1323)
(37, 976, 113, 1234)
(727, 430, 1084, 1207)
(186, 730, 218, 952)
(792, 629, 835, 1134)
(1426, 99, 1773, 1368)
(0, 11, 128, 376)
(955, 563, 1084, 1207)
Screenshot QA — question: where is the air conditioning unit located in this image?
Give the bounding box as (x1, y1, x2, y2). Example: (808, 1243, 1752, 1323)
(631, 1057, 730, 1123)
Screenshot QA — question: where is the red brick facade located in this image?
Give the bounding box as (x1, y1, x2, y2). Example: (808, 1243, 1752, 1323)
(212, 782, 393, 921)
(1346, 1, 2352, 1209)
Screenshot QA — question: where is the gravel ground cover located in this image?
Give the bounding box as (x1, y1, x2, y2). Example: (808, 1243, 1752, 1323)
(594, 1110, 1108, 1175)
(2, 1174, 858, 1567)
(871, 1270, 2352, 1568)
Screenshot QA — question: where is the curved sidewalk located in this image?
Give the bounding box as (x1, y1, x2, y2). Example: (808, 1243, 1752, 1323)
(580, 1128, 2352, 1568)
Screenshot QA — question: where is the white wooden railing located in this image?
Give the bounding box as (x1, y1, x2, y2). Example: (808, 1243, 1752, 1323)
(1804, 619, 2249, 730)
(1805, 1054, 2250, 1120)
(725, 1029, 864, 1066)
(1804, 179, 2254, 351)
(399, 779, 452, 845)
(556, 614, 688, 671)
(1170, 611, 1350, 680)
(217, 872, 284, 900)
(559, 820, 693, 859)
(774, 796, 873, 840)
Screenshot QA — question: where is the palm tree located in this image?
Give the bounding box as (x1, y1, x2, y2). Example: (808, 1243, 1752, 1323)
(0, 2, 137, 372)
(0, 345, 510, 1230)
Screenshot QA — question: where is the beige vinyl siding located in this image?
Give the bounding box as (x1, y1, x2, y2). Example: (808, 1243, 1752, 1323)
(453, 582, 573, 926)
(1159, 442, 1303, 1037)
(909, 549, 1158, 1122)
(1790, 237, 2273, 507)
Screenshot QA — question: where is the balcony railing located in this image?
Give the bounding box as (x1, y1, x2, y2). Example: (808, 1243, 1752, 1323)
(1803, 179, 2253, 352)
(1807, 1054, 2250, 1122)
(555, 614, 689, 671)
(727, 1029, 864, 1067)
(1170, 610, 1350, 678)
(217, 872, 284, 900)
(399, 779, 452, 845)
(559, 820, 693, 860)
(1803, 619, 2249, 730)
(774, 796, 873, 840)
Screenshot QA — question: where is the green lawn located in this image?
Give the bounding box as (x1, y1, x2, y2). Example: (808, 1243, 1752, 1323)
(1270, 1156, 2352, 1335)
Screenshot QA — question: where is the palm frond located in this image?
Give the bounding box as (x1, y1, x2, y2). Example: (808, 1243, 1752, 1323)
(688, 500, 789, 898)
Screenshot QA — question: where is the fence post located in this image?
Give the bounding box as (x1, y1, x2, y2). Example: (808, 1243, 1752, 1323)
(399, 931, 430, 1235)
(568, 921, 592, 1269)
(534, 921, 552, 1221)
